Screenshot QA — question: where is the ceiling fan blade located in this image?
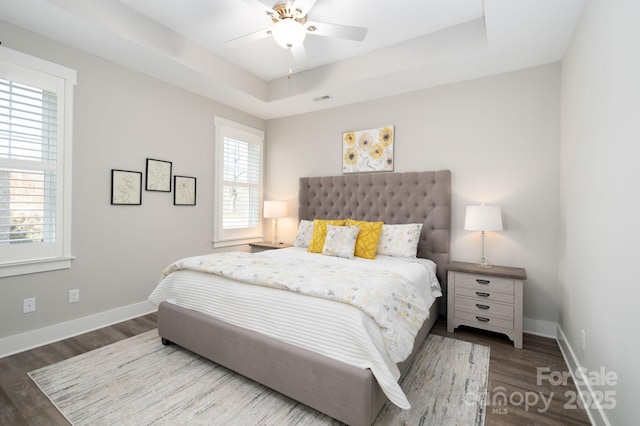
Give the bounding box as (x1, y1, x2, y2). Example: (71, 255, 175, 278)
(291, 0, 319, 16)
(306, 21, 367, 42)
(224, 28, 272, 48)
(238, 0, 277, 19)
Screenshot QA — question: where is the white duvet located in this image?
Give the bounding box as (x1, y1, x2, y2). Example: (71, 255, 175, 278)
(148, 247, 442, 409)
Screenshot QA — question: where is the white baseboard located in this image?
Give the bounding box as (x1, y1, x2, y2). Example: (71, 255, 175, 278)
(0, 301, 157, 359)
(556, 325, 610, 426)
(523, 317, 557, 338)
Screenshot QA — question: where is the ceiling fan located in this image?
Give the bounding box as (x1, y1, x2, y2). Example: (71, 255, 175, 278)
(226, 0, 368, 64)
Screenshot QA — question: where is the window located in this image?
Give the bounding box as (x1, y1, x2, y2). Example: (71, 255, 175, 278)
(0, 47, 76, 277)
(213, 117, 264, 247)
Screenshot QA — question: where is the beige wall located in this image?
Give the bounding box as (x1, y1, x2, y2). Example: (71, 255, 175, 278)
(560, 0, 640, 424)
(266, 63, 561, 327)
(0, 21, 265, 340)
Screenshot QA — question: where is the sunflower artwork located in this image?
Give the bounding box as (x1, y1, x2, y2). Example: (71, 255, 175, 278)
(342, 126, 394, 173)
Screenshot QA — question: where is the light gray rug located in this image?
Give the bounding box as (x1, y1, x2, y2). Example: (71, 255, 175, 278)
(29, 329, 489, 425)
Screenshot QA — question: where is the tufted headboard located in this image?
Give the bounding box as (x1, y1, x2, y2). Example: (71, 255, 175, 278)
(298, 170, 451, 291)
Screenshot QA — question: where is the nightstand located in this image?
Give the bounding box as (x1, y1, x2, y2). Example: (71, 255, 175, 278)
(249, 242, 293, 253)
(447, 261, 527, 349)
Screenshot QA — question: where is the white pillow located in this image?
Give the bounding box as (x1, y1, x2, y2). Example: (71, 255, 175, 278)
(293, 219, 314, 248)
(322, 225, 360, 259)
(376, 223, 423, 258)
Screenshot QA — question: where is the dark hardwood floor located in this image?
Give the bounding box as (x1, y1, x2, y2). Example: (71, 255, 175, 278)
(431, 321, 591, 426)
(0, 314, 590, 425)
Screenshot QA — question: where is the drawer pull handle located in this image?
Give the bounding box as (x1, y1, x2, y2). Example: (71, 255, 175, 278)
(476, 291, 490, 297)
(476, 316, 490, 323)
(476, 304, 490, 310)
(476, 279, 490, 285)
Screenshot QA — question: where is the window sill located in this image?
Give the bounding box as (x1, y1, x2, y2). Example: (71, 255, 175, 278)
(0, 256, 74, 278)
(212, 237, 263, 249)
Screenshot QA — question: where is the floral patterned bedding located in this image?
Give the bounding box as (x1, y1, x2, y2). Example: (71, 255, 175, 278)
(161, 251, 428, 362)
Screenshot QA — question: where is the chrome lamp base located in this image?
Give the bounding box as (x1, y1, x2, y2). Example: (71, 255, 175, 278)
(476, 230, 493, 268)
(475, 258, 493, 268)
(271, 218, 279, 245)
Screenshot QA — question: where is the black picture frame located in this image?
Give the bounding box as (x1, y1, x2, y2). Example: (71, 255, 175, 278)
(111, 169, 142, 205)
(173, 176, 197, 206)
(145, 158, 172, 192)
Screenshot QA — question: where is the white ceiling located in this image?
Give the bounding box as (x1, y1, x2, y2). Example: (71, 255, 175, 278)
(0, 0, 585, 120)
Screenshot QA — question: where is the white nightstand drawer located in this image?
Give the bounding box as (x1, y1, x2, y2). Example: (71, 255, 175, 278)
(447, 262, 526, 349)
(455, 286, 514, 304)
(455, 310, 514, 330)
(455, 297, 514, 320)
(455, 273, 515, 295)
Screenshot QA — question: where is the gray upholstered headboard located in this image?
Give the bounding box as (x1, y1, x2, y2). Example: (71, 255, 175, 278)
(298, 170, 450, 289)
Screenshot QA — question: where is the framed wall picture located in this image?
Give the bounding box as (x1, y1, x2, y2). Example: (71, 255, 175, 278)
(342, 125, 394, 174)
(174, 175, 196, 206)
(111, 169, 142, 205)
(145, 158, 172, 192)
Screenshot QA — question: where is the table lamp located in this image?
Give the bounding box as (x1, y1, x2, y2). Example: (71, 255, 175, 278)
(464, 205, 503, 268)
(263, 200, 288, 244)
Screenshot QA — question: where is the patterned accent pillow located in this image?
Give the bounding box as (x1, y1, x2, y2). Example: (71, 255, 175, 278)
(345, 218, 384, 259)
(377, 223, 424, 258)
(293, 219, 314, 248)
(307, 219, 346, 253)
(322, 225, 360, 259)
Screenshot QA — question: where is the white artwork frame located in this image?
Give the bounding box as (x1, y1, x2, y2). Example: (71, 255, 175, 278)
(342, 125, 394, 174)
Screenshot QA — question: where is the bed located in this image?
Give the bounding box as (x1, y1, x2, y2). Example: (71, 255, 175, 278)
(149, 170, 450, 426)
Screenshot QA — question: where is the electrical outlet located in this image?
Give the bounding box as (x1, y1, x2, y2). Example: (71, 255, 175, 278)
(580, 329, 586, 351)
(23, 297, 36, 313)
(69, 289, 80, 304)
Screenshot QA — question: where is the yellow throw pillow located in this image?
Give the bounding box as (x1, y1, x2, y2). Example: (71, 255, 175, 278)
(307, 219, 346, 253)
(346, 218, 384, 259)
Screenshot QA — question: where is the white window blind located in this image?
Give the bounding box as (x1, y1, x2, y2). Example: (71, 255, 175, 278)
(0, 80, 58, 245)
(0, 47, 75, 277)
(222, 136, 261, 229)
(214, 117, 264, 247)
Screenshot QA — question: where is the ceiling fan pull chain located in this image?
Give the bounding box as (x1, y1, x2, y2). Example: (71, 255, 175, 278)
(288, 48, 294, 79)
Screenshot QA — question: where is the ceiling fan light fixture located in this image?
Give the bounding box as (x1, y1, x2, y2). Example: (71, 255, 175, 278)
(271, 18, 306, 49)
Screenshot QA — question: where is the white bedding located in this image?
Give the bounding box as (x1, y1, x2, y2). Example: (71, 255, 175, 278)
(148, 247, 441, 409)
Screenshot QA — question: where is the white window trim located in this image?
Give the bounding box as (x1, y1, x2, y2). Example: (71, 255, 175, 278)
(213, 116, 264, 248)
(0, 47, 76, 277)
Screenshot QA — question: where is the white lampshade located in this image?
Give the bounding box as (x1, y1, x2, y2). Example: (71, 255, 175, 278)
(271, 19, 307, 49)
(464, 205, 503, 232)
(263, 200, 288, 219)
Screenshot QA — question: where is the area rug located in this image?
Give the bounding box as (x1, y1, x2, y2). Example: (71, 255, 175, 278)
(29, 329, 489, 425)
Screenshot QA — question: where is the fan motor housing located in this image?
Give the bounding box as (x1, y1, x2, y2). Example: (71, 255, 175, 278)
(271, 2, 307, 24)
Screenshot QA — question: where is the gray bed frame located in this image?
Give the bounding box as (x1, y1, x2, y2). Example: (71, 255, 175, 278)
(157, 170, 451, 425)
